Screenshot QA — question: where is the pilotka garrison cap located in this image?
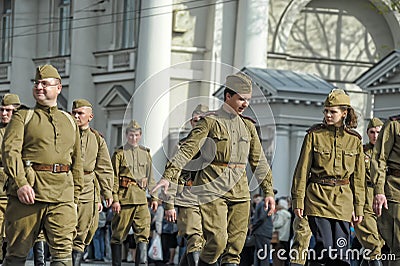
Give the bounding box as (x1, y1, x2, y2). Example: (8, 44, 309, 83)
(225, 72, 252, 94)
(1, 93, 21, 106)
(192, 104, 209, 117)
(367, 117, 383, 130)
(72, 99, 93, 109)
(126, 120, 141, 131)
(35, 64, 61, 81)
(324, 89, 351, 107)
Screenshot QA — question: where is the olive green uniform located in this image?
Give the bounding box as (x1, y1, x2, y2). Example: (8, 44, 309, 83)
(371, 119, 400, 261)
(163, 107, 274, 264)
(0, 125, 8, 260)
(2, 105, 83, 266)
(290, 216, 311, 265)
(354, 142, 384, 260)
(73, 127, 113, 252)
(291, 124, 365, 263)
(111, 144, 156, 245)
(85, 178, 102, 245)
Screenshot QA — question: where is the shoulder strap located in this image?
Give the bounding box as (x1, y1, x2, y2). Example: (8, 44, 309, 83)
(90, 127, 103, 149)
(60, 110, 77, 131)
(24, 109, 34, 126)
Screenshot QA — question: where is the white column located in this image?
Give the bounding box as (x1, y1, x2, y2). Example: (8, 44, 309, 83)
(10, 0, 38, 106)
(133, 0, 172, 179)
(234, 0, 269, 68)
(68, 0, 97, 110)
(271, 126, 291, 197)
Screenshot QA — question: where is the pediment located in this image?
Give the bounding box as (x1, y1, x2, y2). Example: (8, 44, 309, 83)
(355, 50, 400, 91)
(99, 85, 132, 109)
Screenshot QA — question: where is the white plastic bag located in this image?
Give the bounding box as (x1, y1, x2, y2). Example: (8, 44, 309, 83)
(148, 233, 163, 261)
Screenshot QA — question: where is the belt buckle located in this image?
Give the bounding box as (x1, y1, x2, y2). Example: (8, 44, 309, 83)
(53, 164, 60, 173)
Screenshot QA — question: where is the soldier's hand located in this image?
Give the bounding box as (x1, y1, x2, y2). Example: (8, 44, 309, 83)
(165, 208, 176, 223)
(17, 184, 35, 205)
(352, 213, 363, 225)
(264, 196, 275, 216)
(151, 178, 170, 194)
(97, 202, 103, 212)
(151, 201, 158, 213)
(373, 194, 388, 217)
(105, 198, 113, 208)
(112, 201, 121, 214)
(294, 208, 303, 219)
(138, 178, 148, 189)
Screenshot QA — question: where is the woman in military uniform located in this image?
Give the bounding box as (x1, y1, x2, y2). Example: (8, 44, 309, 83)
(291, 89, 365, 266)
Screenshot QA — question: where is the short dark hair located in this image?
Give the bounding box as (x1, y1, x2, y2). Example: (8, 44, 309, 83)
(223, 87, 236, 101)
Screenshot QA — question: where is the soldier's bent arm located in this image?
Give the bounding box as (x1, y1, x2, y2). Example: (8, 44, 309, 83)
(2, 111, 29, 188)
(111, 151, 121, 203)
(291, 133, 313, 211)
(371, 121, 396, 195)
(246, 120, 274, 198)
(94, 136, 113, 199)
(162, 117, 211, 183)
(71, 121, 84, 203)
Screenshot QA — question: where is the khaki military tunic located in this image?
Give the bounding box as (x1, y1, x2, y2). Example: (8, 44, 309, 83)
(73, 127, 113, 252)
(163, 107, 274, 264)
(354, 142, 384, 259)
(371, 119, 400, 259)
(291, 124, 365, 222)
(1, 104, 83, 264)
(111, 144, 156, 245)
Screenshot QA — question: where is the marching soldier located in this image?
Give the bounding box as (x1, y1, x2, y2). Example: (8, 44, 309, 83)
(164, 104, 209, 266)
(354, 117, 384, 266)
(110, 120, 158, 266)
(291, 89, 365, 266)
(70, 99, 114, 265)
(0, 94, 22, 262)
(2, 64, 83, 266)
(372, 115, 400, 264)
(153, 72, 276, 266)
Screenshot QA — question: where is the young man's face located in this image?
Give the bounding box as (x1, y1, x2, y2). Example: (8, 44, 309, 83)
(225, 92, 251, 115)
(72, 106, 93, 129)
(126, 129, 142, 147)
(0, 104, 16, 124)
(367, 126, 382, 145)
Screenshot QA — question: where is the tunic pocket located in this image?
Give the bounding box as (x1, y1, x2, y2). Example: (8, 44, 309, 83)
(313, 147, 331, 166)
(343, 149, 358, 173)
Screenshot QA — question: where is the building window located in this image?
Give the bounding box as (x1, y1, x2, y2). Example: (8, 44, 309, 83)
(114, 0, 138, 49)
(58, 0, 71, 55)
(0, 0, 12, 62)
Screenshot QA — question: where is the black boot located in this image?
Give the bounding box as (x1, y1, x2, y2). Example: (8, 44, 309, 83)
(136, 242, 148, 266)
(33, 241, 46, 266)
(72, 250, 83, 266)
(111, 243, 122, 266)
(221, 264, 238, 266)
(369, 260, 383, 266)
(290, 264, 304, 266)
(187, 251, 200, 266)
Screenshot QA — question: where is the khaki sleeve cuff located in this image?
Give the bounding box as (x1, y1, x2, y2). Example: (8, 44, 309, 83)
(292, 198, 304, 210)
(113, 194, 119, 203)
(103, 190, 113, 200)
(164, 202, 175, 210)
(354, 205, 364, 217)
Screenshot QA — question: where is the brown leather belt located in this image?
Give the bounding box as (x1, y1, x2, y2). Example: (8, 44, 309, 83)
(387, 168, 400, 177)
(32, 164, 70, 173)
(119, 177, 137, 188)
(212, 162, 246, 169)
(309, 175, 349, 186)
(84, 171, 93, 175)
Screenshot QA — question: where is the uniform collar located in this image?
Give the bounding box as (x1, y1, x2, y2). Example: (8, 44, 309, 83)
(124, 143, 139, 150)
(219, 106, 238, 119)
(35, 103, 59, 113)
